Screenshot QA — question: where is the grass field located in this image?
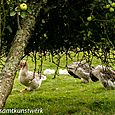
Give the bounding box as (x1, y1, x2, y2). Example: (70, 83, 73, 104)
(4, 55, 115, 115)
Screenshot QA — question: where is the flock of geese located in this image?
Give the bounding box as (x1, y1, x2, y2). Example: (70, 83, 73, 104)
(18, 60, 115, 91)
(67, 61, 115, 90)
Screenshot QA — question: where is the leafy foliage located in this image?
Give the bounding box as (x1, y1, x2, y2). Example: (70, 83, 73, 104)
(26, 0, 115, 64)
(0, 0, 115, 66)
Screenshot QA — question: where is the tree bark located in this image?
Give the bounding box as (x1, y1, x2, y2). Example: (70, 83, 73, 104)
(0, 15, 36, 109)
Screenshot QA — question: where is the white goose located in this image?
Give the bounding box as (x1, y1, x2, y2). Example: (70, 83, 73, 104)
(18, 60, 46, 91)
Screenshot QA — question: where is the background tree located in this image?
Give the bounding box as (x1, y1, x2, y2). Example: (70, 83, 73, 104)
(0, 0, 115, 108)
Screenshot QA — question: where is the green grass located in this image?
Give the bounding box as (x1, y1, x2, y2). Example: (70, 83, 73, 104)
(4, 55, 115, 115)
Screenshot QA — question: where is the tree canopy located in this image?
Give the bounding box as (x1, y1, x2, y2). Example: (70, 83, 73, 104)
(1, 0, 115, 65)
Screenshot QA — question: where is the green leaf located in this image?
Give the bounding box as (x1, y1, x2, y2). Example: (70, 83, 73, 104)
(20, 11, 27, 18)
(7, 0, 11, 4)
(88, 31, 92, 37)
(19, 0, 23, 2)
(27, 7, 32, 14)
(15, 6, 20, 12)
(108, 0, 112, 4)
(42, 19, 45, 23)
(10, 11, 16, 16)
(6, 25, 12, 33)
(22, 0, 27, 2)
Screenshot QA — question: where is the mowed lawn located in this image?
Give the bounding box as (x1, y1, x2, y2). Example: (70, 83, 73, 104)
(5, 55, 115, 115)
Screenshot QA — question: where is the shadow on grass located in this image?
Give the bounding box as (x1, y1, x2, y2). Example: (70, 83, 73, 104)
(88, 100, 115, 113)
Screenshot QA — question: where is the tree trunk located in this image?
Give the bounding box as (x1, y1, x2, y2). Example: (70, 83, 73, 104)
(0, 15, 36, 109)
